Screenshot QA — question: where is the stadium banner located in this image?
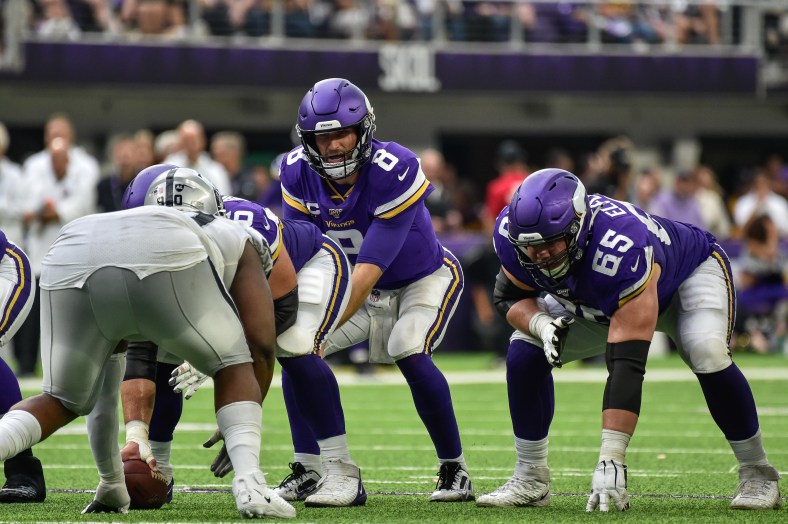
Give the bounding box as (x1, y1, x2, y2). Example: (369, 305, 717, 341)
(2, 42, 758, 94)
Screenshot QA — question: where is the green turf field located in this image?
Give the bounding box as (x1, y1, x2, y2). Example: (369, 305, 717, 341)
(4, 352, 786, 522)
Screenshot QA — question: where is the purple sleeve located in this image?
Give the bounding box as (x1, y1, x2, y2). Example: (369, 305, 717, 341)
(356, 204, 418, 271)
(283, 203, 310, 222)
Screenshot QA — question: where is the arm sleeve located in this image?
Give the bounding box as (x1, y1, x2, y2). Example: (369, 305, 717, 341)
(356, 204, 418, 271)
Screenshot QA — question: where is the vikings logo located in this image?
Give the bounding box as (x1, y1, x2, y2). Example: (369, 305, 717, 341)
(329, 208, 342, 218)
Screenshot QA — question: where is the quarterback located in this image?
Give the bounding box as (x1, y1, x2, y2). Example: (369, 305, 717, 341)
(279, 78, 473, 502)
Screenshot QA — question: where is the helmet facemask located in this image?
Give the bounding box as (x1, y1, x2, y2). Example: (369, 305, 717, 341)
(298, 113, 375, 181)
(510, 216, 584, 287)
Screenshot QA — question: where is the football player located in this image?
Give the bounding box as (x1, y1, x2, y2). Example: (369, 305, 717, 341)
(0, 167, 295, 519)
(477, 168, 781, 511)
(120, 173, 365, 507)
(0, 230, 46, 503)
(278, 78, 473, 502)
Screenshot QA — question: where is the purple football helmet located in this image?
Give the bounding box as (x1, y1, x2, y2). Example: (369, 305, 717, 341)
(296, 78, 376, 180)
(507, 169, 590, 287)
(122, 164, 178, 210)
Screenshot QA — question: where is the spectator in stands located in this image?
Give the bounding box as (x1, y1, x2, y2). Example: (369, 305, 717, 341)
(153, 129, 179, 163)
(0, 123, 26, 245)
(327, 0, 368, 39)
(544, 147, 574, 173)
(96, 133, 137, 213)
(482, 140, 529, 232)
(17, 137, 96, 377)
(518, 2, 586, 43)
(23, 113, 100, 195)
(695, 164, 732, 239)
(132, 129, 156, 170)
(648, 168, 705, 229)
(733, 170, 788, 237)
(121, 0, 186, 37)
(210, 131, 258, 201)
(463, 1, 511, 42)
(419, 147, 462, 233)
(586, 139, 633, 202)
(632, 166, 661, 211)
(254, 156, 282, 214)
(733, 214, 788, 354)
(35, 0, 82, 40)
(762, 152, 788, 200)
(66, 0, 120, 33)
(202, 0, 264, 36)
(675, 1, 720, 45)
(164, 119, 231, 194)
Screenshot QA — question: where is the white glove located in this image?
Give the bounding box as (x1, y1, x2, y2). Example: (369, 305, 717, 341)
(529, 313, 575, 367)
(169, 360, 208, 400)
(203, 428, 233, 478)
(586, 459, 630, 512)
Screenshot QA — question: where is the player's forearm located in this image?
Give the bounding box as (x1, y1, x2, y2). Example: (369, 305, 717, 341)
(505, 297, 542, 334)
(337, 262, 383, 327)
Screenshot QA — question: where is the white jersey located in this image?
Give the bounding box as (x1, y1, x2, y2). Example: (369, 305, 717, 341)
(40, 206, 267, 290)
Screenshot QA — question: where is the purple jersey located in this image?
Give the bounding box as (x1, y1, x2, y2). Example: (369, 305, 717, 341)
(494, 194, 715, 322)
(0, 230, 6, 264)
(223, 196, 323, 273)
(279, 139, 443, 289)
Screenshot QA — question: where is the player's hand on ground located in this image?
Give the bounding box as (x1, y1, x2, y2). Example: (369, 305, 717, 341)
(542, 316, 574, 368)
(586, 459, 630, 512)
(203, 429, 233, 478)
(121, 440, 158, 471)
(169, 360, 208, 399)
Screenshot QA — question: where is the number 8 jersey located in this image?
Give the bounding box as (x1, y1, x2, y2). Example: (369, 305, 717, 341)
(494, 193, 717, 322)
(279, 139, 444, 290)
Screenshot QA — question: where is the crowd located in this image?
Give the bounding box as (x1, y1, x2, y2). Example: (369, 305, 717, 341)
(0, 78, 782, 518)
(1, 111, 787, 382)
(13, 0, 786, 48)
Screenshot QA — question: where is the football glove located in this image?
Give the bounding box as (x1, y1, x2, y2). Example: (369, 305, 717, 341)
(586, 459, 630, 512)
(169, 361, 208, 400)
(530, 313, 575, 368)
(203, 429, 233, 478)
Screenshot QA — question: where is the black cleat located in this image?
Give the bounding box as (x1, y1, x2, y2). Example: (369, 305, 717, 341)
(0, 455, 46, 503)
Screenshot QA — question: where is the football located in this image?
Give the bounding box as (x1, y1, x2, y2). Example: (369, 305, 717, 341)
(123, 459, 169, 509)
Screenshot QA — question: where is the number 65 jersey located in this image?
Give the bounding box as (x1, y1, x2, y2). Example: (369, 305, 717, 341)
(494, 193, 719, 322)
(279, 139, 444, 290)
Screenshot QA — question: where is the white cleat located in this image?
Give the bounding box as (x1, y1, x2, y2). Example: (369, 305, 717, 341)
(731, 465, 782, 510)
(429, 462, 474, 502)
(304, 459, 367, 507)
(273, 462, 321, 501)
(233, 471, 296, 519)
(82, 480, 130, 514)
(476, 466, 551, 508)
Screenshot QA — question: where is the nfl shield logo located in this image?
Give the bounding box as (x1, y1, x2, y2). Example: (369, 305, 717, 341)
(329, 208, 342, 218)
(369, 289, 380, 303)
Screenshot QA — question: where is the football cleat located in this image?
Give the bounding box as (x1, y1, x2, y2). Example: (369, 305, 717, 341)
(0, 455, 46, 503)
(233, 470, 296, 519)
(429, 462, 474, 502)
(304, 459, 366, 508)
(476, 466, 551, 507)
(273, 462, 321, 501)
(731, 464, 782, 510)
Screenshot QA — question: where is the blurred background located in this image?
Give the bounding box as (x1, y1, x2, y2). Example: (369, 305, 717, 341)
(1, 0, 786, 374)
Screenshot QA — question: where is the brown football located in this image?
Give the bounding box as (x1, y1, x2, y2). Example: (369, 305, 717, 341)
(123, 459, 169, 509)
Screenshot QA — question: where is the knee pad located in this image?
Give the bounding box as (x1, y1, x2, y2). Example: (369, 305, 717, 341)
(679, 331, 732, 374)
(276, 325, 317, 357)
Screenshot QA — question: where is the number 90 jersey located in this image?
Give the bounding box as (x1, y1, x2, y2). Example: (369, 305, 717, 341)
(493, 194, 716, 322)
(279, 139, 444, 290)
